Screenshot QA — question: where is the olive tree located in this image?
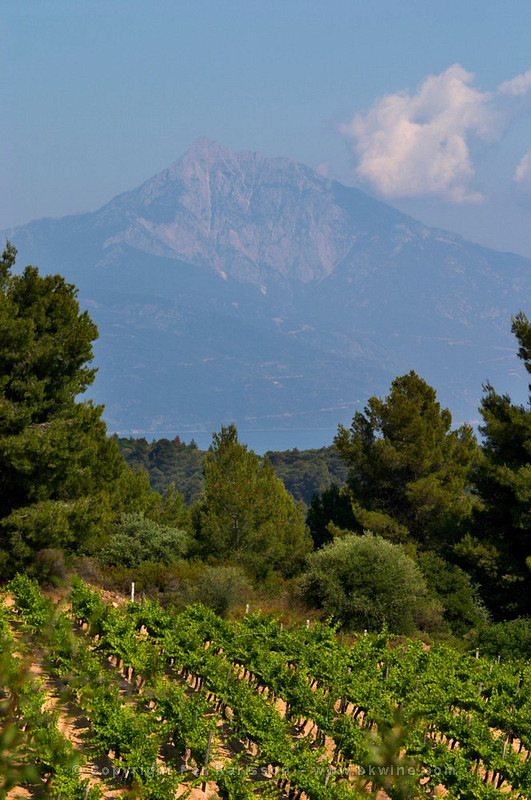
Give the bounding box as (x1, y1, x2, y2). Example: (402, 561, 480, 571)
(300, 532, 432, 634)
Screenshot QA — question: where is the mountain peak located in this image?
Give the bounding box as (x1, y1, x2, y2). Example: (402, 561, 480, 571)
(98, 138, 428, 285)
(6, 140, 531, 434)
(169, 138, 320, 185)
(173, 136, 236, 168)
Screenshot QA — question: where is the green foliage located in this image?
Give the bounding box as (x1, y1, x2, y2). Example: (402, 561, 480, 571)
(98, 511, 190, 567)
(335, 371, 480, 547)
(472, 617, 531, 661)
(29, 547, 68, 586)
(0, 244, 167, 575)
(264, 445, 348, 505)
(116, 434, 205, 503)
(153, 482, 193, 530)
(187, 564, 253, 616)
(513, 309, 531, 372)
(0, 586, 99, 799)
(0, 246, 97, 434)
(196, 424, 312, 578)
(349, 502, 410, 544)
(12, 577, 531, 800)
(300, 532, 430, 634)
(8, 573, 55, 630)
(96, 561, 174, 597)
(117, 435, 349, 508)
(306, 483, 358, 549)
(417, 550, 490, 635)
(469, 311, 531, 617)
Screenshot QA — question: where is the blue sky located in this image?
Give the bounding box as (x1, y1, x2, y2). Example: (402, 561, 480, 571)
(4, 1, 531, 258)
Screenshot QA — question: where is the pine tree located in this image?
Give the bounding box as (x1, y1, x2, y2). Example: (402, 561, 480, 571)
(468, 312, 531, 617)
(196, 424, 312, 577)
(0, 244, 152, 575)
(335, 371, 479, 546)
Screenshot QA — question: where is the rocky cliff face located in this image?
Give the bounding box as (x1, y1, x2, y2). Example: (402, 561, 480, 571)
(98, 138, 375, 285)
(4, 140, 530, 435)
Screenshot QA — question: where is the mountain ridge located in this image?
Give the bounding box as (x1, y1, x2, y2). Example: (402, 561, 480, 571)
(3, 139, 530, 436)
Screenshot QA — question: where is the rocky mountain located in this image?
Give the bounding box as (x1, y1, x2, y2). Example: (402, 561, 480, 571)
(3, 138, 530, 437)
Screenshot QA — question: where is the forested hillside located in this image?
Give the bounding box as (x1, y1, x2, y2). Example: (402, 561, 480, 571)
(115, 435, 205, 504)
(115, 436, 348, 506)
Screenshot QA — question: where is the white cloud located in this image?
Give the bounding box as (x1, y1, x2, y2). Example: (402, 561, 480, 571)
(498, 69, 531, 97)
(514, 149, 531, 185)
(340, 64, 531, 203)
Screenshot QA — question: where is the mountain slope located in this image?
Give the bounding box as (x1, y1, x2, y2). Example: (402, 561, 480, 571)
(4, 139, 530, 435)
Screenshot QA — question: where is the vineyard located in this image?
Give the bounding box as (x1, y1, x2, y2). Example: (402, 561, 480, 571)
(1, 576, 531, 800)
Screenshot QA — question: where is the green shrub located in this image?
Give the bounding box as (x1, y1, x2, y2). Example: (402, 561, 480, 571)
(300, 532, 430, 634)
(473, 618, 531, 661)
(196, 564, 253, 616)
(98, 512, 190, 568)
(29, 548, 68, 586)
(167, 563, 253, 617)
(98, 561, 172, 597)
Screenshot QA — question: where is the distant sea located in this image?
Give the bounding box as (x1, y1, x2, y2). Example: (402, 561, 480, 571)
(109, 428, 340, 454)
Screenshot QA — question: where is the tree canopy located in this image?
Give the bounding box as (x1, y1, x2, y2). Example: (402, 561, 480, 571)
(334, 371, 479, 546)
(464, 312, 531, 617)
(0, 244, 155, 576)
(195, 424, 312, 577)
(98, 512, 190, 568)
(300, 532, 431, 634)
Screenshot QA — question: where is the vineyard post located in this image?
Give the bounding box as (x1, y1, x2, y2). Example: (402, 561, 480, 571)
(201, 728, 213, 791)
(131, 582, 135, 603)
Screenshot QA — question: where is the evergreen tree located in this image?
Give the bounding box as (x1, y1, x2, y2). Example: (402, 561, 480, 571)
(306, 483, 357, 549)
(467, 312, 531, 617)
(196, 424, 312, 577)
(334, 371, 480, 546)
(0, 244, 153, 575)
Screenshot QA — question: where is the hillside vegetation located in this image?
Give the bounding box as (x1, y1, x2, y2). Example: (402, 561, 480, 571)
(3, 575, 531, 799)
(1, 243, 530, 798)
(115, 436, 347, 508)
